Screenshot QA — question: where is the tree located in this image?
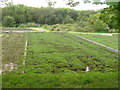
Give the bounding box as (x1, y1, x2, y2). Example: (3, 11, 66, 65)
(76, 10, 96, 27)
(63, 15, 75, 24)
(46, 0, 56, 7)
(91, 20, 108, 32)
(2, 0, 118, 32)
(2, 16, 16, 27)
(66, 0, 79, 7)
(69, 9, 78, 21)
(100, 2, 119, 32)
(66, 0, 120, 31)
(89, 0, 120, 32)
(89, 12, 108, 32)
(2, 4, 32, 26)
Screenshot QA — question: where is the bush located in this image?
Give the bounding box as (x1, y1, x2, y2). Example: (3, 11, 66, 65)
(43, 23, 109, 33)
(63, 16, 75, 24)
(2, 16, 16, 27)
(43, 24, 53, 30)
(52, 24, 60, 29)
(50, 24, 80, 32)
(19, 22, 41, 27)
(91, 21, 108, 32)
(78, 27, 94, 32)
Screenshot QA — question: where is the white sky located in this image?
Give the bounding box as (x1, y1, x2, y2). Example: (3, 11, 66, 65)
(2, 0, 109, 10)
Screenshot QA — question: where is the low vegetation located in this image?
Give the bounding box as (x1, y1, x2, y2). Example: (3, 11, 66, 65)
(2, 32, 118, 88)
(2, 33, 25, 64)
(72, 33, 118, 50)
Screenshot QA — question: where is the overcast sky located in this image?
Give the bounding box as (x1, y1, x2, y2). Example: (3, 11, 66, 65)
(1, 0, 109, 10)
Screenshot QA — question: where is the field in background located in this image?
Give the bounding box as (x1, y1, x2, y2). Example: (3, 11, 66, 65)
(2, 32, 118, 88)
(70, 33, 118, 50)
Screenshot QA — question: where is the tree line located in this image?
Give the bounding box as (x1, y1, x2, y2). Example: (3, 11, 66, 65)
(1, 3, 118, 32)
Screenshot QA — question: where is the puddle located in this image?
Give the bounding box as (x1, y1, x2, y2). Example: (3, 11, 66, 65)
(0, 63, 17, 74)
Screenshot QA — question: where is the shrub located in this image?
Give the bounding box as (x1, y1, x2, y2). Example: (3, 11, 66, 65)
(19, 22, 41, 27)
(63, 16, 75, 24)
(91, 21, 108, 32)
(43, 24, 52, 30)
(2, 16, 16, 27)
(52, 24, 60, 29)
(78, 27, 93, 32)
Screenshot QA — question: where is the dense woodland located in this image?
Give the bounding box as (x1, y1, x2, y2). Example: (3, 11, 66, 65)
(0, 2, 119, 32)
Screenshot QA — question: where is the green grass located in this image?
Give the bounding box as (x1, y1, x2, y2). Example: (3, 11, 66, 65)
(0, 27, 37, 32)
(2, 33, 25, 64)
(2, 32, 118, 88)
(68, 31, 118, 34)
(70, 33, 118, 50)
(3, 72, 118, 88)
(0, 27, 29, 29)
